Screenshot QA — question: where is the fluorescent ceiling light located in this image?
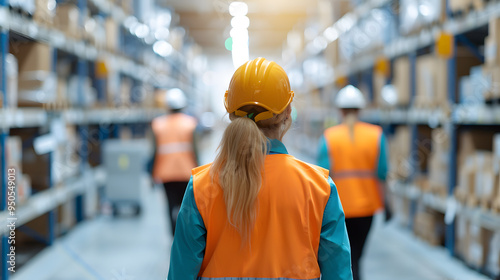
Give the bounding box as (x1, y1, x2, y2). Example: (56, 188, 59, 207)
(229, 2, 248, 16)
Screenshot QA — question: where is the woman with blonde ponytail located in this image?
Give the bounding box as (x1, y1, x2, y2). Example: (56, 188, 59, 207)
(317, 85, 389, 280)
(168, 58, 352, 280)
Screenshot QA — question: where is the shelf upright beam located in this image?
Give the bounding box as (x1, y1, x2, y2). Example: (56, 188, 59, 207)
(0, 0, 9, 277)
(47, 48, 59, 246)
(408, 51, 418, 231)
(75, 0, 88, 223)
(445, 35, 458, 256)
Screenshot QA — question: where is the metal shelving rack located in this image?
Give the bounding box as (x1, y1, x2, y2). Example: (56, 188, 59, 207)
(289, 0, 500, 277)
(1, 0, 9, 278)
(0, 0, 193, 278)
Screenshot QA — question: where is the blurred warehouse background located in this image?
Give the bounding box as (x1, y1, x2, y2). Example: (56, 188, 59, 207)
(0, 0, 500, 279)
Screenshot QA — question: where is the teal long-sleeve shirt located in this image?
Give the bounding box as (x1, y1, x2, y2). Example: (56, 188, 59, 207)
(167, 139, 353, 280)
(317, 132, 389, 181)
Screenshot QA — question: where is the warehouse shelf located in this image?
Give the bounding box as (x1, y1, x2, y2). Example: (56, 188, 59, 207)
(453, 105, 500, 125)
(1, 11, 184, 89)
(0, 108, 164, 128)
(0, 108, 48, 128)
(0, 166, 105, 236)
(361, 108, 448, 125)
(64, 108, 164, 125)
(390, 183, 500, 231)
(331, 1, 500, 79)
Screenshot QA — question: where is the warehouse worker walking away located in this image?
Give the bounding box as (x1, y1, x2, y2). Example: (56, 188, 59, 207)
(168, 57, 352, 280)
(151, 88, 198, 236)
(317, 85, 389, 280)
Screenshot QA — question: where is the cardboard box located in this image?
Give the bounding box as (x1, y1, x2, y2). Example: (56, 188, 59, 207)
(449, 0, 474, 13)
(105, 18, 119, 52)
(467, 223, 493, 268)
(415, 55, 431, 106)
(388, 126, 411, 180)
(5, 54, 18, 109)
(17, 174, 32, 205)
(373, 73, 387, 107)
(55, 3, 81, 40)
(33, 0, 55, 27)
(10, 41, 51, 73)
(9, 41, 56, 107)
(413, 210, 445, 246)
(393, 57, 411, 107)
(455, 215, 470, 258)
(487, 231, 500, 275)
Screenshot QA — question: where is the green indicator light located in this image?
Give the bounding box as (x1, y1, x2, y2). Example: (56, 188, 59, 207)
(225, 37, 233, 51)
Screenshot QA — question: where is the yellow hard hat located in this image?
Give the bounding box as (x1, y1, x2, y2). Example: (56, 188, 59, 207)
(225, 57, 294, 122)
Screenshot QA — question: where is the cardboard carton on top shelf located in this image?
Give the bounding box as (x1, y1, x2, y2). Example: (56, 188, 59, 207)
(33, 0, 55, 27)
(10, 41, 51, 73)
(9, 41, 57, 107)
(55, 3, 81, 40)
(105, 18, 119, 52)
(334, 0, 352, 22)
(449, 0, 475, 13)
(392, 57, 411, 107)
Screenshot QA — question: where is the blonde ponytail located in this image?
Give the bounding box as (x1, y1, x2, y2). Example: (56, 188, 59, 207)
(210, 116, 268, 240)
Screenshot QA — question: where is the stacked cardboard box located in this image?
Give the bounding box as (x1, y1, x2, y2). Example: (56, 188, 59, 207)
(392, 57, 411, 107)
(10, 41, 56, 107)
(487, 231, 500, 276)
(413, 210, 445, 246)
(0, 137, 32, 204)
(33, 0, 55, 27)
(388, 126, 412, 181)
(449, 0, 485, 14)
(456, 218, 495, 269)
(428, 128, 450, 197)
(456, 131, 498, 209)
(483, 18, 500, 100)
(55, 3, 81, 40)
(467, 223, 493, 268)
(105, 18, 119, 52)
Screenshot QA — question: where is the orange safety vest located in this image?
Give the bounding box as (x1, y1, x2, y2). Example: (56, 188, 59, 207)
(192, 154, 330, 279)
(324, 122, 383, 218)
(152, 113, 197, 183)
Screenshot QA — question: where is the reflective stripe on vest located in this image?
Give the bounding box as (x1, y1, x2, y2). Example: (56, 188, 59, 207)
(192, 155, 330, 279)
(332, 170, 376, 180)
(158, 142, 193, 155)
(198, 277, 321, 280)
(324, 122, 383, 218)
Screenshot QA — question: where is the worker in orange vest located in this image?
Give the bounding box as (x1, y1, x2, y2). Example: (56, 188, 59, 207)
(168, 58, 352, 280)
(317, 85, 389, 280)
(151, 88, 198, 236)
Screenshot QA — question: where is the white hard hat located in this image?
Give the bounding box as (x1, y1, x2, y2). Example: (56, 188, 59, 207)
(165, 88, 187, 110)
(335, 85, 366, 109)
